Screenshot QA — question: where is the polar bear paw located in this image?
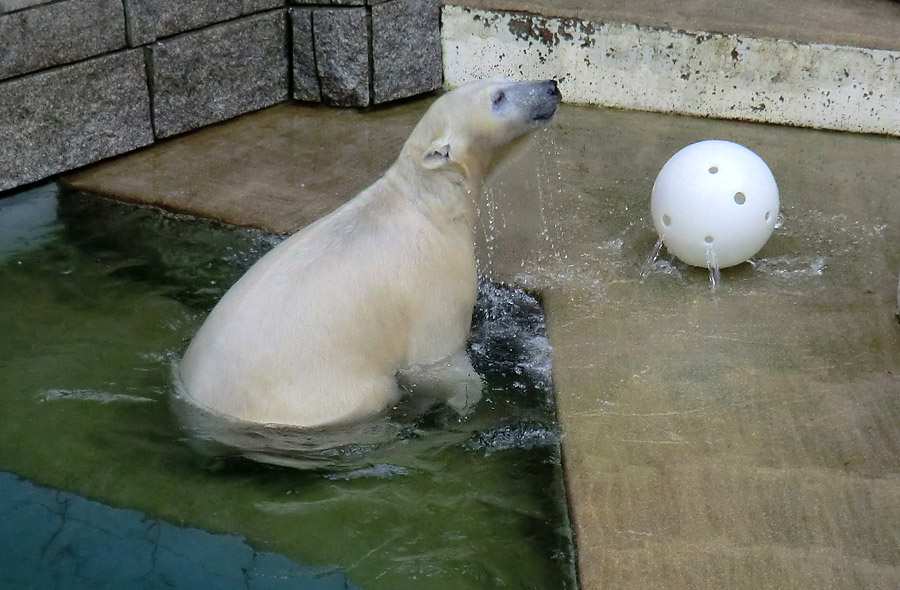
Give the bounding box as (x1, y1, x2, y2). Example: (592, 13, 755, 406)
(396, 350, 484, 416)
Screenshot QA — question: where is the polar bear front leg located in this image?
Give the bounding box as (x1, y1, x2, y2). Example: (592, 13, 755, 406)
(396, 350, 484, 416)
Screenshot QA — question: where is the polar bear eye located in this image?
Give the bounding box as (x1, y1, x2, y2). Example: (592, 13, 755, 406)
(490, 90, 506, 109)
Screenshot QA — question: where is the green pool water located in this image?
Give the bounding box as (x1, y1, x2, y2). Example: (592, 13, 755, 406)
(0, 183, 577, 589)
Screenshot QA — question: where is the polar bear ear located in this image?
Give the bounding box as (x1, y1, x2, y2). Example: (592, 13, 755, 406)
(422, 142, 451, 170)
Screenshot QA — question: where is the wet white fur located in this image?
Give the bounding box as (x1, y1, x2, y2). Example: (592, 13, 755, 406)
(177, 79, 558, 427)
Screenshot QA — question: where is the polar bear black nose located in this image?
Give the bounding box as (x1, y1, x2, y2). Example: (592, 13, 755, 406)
(543, 79, 560, 98)
(528, 80, 562, 123)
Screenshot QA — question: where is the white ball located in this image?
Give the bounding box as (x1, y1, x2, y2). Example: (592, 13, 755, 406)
(651, 140, 779, 269)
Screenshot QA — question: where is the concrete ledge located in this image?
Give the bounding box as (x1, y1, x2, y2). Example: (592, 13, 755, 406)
(442, 6, 900, 136)
(61, 102, 430, 234)
(0, 51, 153, 192)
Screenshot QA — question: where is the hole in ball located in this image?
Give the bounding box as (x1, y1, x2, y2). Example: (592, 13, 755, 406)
(734, 191, 746, 205)
(662, 214, 672, 227)
(765, 211, 771, 221)
(704, 235, 714, 244)
(708, 166, 719, 174)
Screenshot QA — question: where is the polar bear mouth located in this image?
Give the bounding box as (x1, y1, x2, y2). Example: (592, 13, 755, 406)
(530, 102, 559, 124)
(531, 105, 558, 122)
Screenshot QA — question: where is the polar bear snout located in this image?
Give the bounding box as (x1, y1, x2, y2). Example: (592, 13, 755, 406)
(531, 79, 562, 122)
(491, 79, 561, 124)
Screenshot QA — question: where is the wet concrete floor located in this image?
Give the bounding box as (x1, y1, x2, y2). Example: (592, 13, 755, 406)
(64, 99, 900, 589)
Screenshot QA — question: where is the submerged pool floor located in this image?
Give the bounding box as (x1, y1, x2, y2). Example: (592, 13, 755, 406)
(57, 99, 900, 589)
(0, 471, 363, 590)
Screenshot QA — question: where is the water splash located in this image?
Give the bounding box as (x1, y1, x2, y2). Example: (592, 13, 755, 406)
(640, 237, 666, 279)
(38, 388, 154, 404)
(705, 244, 721, 292)
(638, 237, 684, 280)
(465, 422, 561, 456)
(469, 278, 553, 394)
(536, 131, 567, 268)
(325, 464, 409, 480)
(749, 255, 826, 278)
(477, 186, 497, 276)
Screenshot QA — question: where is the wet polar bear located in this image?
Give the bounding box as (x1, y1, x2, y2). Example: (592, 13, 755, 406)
(177, 79, 562, 428)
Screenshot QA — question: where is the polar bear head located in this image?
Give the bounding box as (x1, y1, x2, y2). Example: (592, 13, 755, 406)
(400, 79, 562, 189)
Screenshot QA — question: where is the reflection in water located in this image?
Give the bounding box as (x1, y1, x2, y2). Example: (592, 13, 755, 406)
(171, 391, 435, 472)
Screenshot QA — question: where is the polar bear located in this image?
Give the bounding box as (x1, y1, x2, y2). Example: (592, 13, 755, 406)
(176, 79, 561, 428)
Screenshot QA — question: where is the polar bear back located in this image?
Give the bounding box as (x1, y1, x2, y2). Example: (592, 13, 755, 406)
(178, 178, 476, 427)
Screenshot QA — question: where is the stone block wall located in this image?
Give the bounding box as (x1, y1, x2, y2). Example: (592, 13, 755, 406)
(149, 11, 289, 138)
(291, 0, 442, 107)
(0, 0, 442, 192)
